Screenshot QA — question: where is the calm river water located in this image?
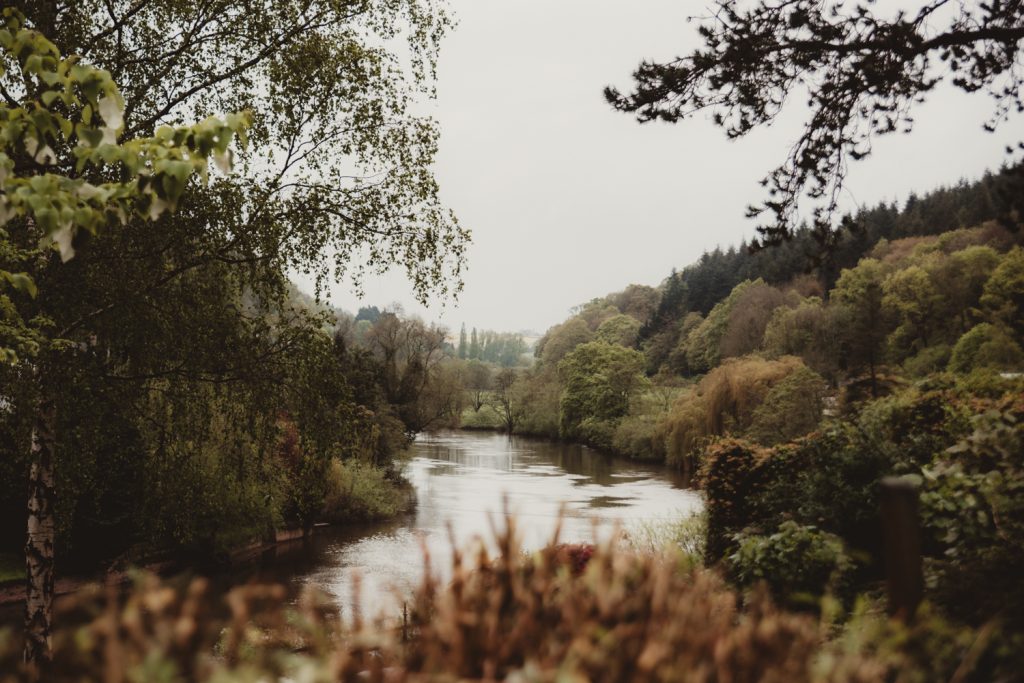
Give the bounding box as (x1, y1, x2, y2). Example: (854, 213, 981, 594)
(264, 430, 703, 619)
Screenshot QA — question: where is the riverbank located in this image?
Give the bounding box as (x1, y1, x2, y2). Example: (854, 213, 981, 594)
(0, 474, 418, 608)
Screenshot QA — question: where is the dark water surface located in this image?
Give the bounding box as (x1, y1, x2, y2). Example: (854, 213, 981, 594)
(266, 430, 703, 619)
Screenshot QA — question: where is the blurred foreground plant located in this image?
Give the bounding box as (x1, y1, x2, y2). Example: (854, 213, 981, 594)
(0, 514, 1014, 682)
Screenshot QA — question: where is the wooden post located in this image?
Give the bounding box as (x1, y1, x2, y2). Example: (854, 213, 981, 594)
(879, 476, 923, 621)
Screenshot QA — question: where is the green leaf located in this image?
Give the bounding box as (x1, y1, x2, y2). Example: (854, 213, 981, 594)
(3, 270, 37, 297)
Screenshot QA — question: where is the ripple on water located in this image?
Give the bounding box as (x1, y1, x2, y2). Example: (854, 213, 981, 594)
(287, 430, 703, 620)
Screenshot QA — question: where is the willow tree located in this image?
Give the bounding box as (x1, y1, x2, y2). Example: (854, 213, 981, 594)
(606, 1, 1024, 247)
(0, 10, 249, 666)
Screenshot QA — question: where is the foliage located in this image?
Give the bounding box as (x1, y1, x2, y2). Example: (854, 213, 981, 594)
(730, 521, 854, 610)
(0, 517, 1019, 681)
(948, 322, 1024, 374)
(700, 355, 808, 435)
(536, 316, 592, 365)
(747, 366, 828, 446)
(763, 297, 843, 382)
(980, 246, 1024, 334)
(322, 459, 411, 523)
(611, 413, 666, 461)
(920, 397, 1024, 627)
(701, 439, 762, 564)
(0, 9, 248, 363)
(595, 313, 641, 347)
(902, 344, 951, 378)
(682, 279, 760, 373)
(627, 510, 706, 563)
(606, 1, 1024, 245)
(557, 341, 646, 442)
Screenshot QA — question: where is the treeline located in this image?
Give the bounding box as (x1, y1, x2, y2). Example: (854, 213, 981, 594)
(451, 166, 1024, 673)
(455, 325, 529, 367)
(0, 294, 470, 572)
(459, 167, 1023, 463)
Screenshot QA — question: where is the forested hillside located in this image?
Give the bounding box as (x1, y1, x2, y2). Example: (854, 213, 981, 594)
(443, 166, 1024, 678)
(478, 166, 1023, 464)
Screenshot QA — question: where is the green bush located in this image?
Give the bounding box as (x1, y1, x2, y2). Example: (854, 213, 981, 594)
(611, 413, 666, 460)
(920, 397, 1024, 627)
(701, 439, 761, 563)
(460, 405, 503, 430)
(321, 459, 412, 522)
(949, 323, 1024, 373)
(729, 521, 853, 609)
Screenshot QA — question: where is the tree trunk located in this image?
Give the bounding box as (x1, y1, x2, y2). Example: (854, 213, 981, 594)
(24, 393, 56, 667)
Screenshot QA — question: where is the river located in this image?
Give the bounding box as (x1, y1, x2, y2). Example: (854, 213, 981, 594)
(0, 430, 703, 625)
(265, 430, 703, 620)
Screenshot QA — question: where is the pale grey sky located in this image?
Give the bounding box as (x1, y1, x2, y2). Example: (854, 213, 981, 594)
(302, 0, 1020, 334)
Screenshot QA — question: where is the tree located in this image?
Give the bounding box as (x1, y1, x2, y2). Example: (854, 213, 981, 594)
(458, 323, 467, 359)
(882, 264, 944, 352)
(355, 306, 382, 324)
(606, 2, 1024, 246)
(595, 313, 642, 348)
(719, 281, 793, 359)
(488, 368, 526, 433)
(981, 246, 1024, 334)
(746, 365, 828, 446)
(558, 341, 646, 440)
(469, 327, 480, 360)
(537, 316, 593, 366)
(364, 311, 452, 432)
(949, 322, 1024, 373)
(4, 0, 467, 667)
(463, 359, 492, 412)
(762, 297, 843, 383)
(0, 13, 249, 665)
(831, 259, 889, 393)
(927, 246, 1001, 334)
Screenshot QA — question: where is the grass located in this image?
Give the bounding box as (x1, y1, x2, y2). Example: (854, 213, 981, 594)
(626, 509, 707, 563)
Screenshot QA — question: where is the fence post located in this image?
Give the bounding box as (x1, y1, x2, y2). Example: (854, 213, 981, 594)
(879, 476, 923, 621)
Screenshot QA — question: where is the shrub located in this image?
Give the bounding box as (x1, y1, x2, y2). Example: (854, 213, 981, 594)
(321, 459, 412, 522)
(701, 355, 806, 434)
(660, 387, 708, 477)
(701, 439, 762, 563)
(611, 413, 666, 460)
(729, 521, 854, 609)
(920, 396, 1024, 627)
(0, 519, 1018, 682)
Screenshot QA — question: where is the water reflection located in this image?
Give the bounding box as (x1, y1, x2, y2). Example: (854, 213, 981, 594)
(276, 430, 703, 620)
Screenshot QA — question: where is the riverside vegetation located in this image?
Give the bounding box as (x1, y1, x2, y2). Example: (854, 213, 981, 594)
(451, 167, 1024, 680)
(1, 0, 1023, 679)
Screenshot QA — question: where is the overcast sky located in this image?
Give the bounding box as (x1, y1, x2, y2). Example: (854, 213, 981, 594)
(298, 0, 1020, 334)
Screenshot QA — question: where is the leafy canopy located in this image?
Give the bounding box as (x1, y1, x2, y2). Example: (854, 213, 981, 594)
(0, 9, 248, 362)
